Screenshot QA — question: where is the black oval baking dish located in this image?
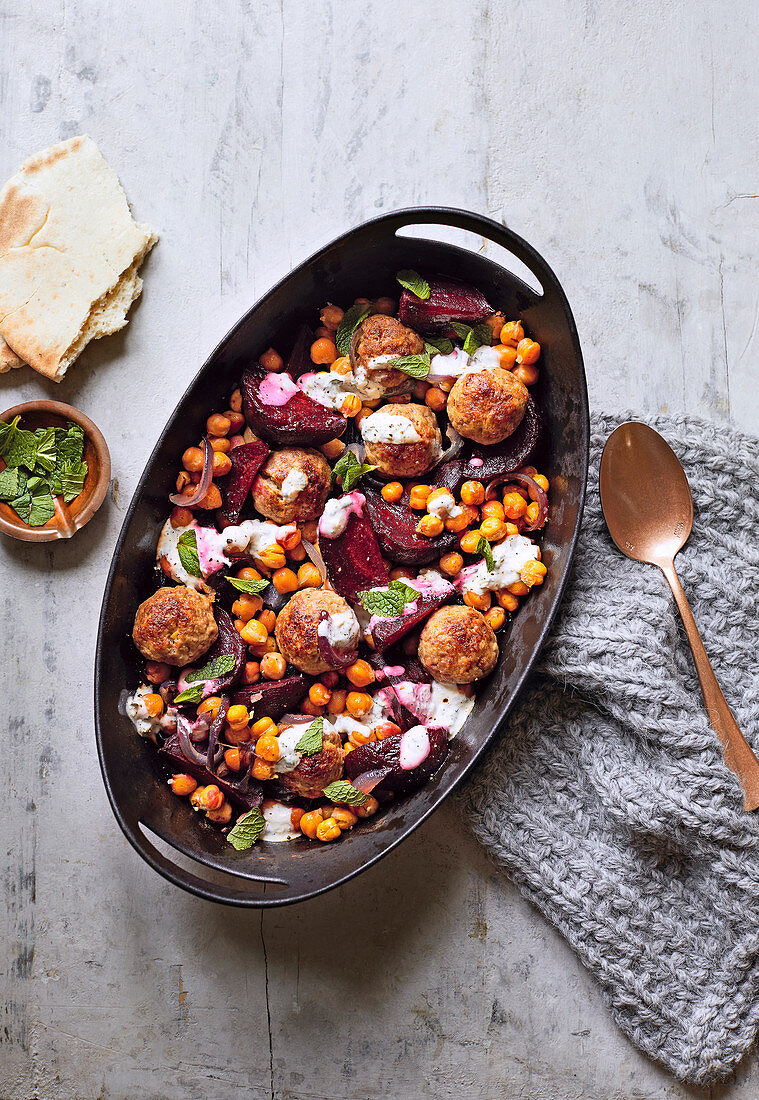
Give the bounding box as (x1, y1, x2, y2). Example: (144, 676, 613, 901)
(95, 207, 589, 907)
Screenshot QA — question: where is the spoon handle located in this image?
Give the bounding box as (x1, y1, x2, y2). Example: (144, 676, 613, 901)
(659, 560, 759, 811)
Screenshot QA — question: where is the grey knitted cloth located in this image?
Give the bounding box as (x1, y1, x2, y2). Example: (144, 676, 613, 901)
(463, 412, 759, 1086)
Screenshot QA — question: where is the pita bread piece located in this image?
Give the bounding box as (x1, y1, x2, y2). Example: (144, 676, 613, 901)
(0, 135, 156, 380)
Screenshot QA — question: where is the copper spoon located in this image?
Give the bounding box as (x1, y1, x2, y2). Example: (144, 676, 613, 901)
(600, 421, 759, 811)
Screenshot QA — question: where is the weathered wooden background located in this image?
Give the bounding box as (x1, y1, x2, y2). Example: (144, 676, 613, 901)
(2, 1, 758, 1097)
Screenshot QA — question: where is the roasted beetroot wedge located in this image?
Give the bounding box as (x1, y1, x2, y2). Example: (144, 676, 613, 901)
(159, 735, 263, 811)
(219, 439, 270, 524)
(231, 676, 309, 721)
(345, 726, 449, 800)
(197, 609, 247, 693)
(364, 490, 457, 565)
(285, 323, 315, 380)
(433, 396, 544, 491)
(369, 579, 454, 651)
(398, 276, 493, 335)
(317, 494, 389, 600)
(242, 366, 347, 446)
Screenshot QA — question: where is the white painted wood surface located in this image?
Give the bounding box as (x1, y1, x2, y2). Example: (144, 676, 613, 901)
(2, 1, 758, 1096)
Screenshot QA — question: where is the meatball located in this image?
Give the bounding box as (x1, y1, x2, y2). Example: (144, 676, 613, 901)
(279, 727, 344, 799)
(360, 403, 442, 478)
(447, 366, 529, 445)
(133, 586, 218, 667)
(275, 589, 359, 675)
(351, 315, 424, 395)
(252, 447, 331, 524)
(418, 605, 498, 683)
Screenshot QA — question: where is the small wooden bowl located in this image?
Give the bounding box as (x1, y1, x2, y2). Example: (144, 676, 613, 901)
(0, 400, 111, 542)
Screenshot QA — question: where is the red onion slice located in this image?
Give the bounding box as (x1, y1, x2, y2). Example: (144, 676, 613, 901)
(485, 470, 548, 531)
(351, 767, 392, 794)
(432, 424, 464, 469)
(206, 697, 228, 769)
(177, 714, 210, 766)
(169, 437, 214, 507)
(301, 538, 328, 584)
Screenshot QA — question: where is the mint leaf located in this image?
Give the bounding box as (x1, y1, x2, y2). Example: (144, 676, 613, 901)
(0, 467, 20, 501)
(8, 492, 31, 521)
(0, 417, 20, 454)
(227, 807, 266, 850)
(322, 779, 368, 807)
(388, 578, 418, 601)
(359, 582, 417, 618)
(28, 494, 56, 527)
(177, 529, 202, 578)
(332, 450, 377, 492)
(226, 576, 270, 596)
(52, 460, 87, 503)
(294, 717, 324, 756)
(335, 303, 371, 357)
(424, 337, 454, 357)
(476, 536, 495, 572)
(384, 353, 431, 379)
(451, 322, 492, 356)
(55, 423, 85, 470)
(0, 417, 38, 471)
(186, 654, 236, 684)
(33, 427, 57, 472)
(173, 683, 205, 705)
(396, 270, 430, 300)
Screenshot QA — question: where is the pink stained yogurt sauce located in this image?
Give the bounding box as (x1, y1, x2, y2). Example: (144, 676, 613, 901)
(258, 371, 299, 406)
(317, 491, 366, 539)
(195, 525, 227, 577)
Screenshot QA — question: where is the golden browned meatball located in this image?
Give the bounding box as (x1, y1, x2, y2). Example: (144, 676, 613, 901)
(274, 589, 359, 675)
(133, 587, 218, 667)
(251, 447, 331, 524)
(360, 403, 442, 478)
(447, 367, 529, 445)
(279, 727, 344, 799)
(351, 314, 424, 395)
(418, 605, 498, 683)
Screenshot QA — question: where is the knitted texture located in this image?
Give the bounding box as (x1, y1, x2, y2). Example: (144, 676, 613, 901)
(462, 412, 759, 1086)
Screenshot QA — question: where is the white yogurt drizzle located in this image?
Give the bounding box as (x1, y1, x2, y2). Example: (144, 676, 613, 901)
(280, 467, 308, 501)
(459, 534, 539, 597)
(316, 607, 360, 649)
(360, 410, 423, 445)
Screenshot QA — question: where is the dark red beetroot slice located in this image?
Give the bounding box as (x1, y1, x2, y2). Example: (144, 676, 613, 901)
(231, 676, 308, 722)
(318, 510, 389, 601)
(364, 490, 457, 565)
(345, 727, 448, 801)
(193, 608, 247, 695)
(432, 396, 544, 492)
(285, 324, 315, 380)
(159, 734, 263, 811)
(219, 440, 270, 524)
(242, 366, 347, 446)
(370, 584, 454, 651)
(398, 276, 493, 336)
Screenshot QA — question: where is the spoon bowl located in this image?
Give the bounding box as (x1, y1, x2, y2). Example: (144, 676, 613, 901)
(600, 421, 759, 811)
(600, 422, 693, 565)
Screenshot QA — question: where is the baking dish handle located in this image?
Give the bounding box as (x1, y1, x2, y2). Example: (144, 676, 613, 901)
(376, 206, 569, 303)
(131, 821, 306, 908)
